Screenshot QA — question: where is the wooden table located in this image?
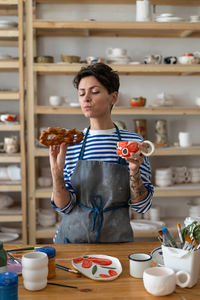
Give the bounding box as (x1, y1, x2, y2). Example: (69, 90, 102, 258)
(5, 242, 200, 299)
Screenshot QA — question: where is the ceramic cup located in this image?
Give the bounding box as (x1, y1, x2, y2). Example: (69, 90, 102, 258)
(143, 267, 191, 296)
(106, 48, 127, 57)
(22, 252, 48, 291)
(178, 132, 192, 147)
(164, 56, 177, 64)
(136, 0, 152, 22)
(195, 97, 200, 107)
(117, 140, 155, 158)
(49, 95, 63, 106)
(129, 253, 152, 278)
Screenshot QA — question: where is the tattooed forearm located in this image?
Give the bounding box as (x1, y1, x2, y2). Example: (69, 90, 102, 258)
(129, 170, 148, 203)
(52, 175, 71, 208)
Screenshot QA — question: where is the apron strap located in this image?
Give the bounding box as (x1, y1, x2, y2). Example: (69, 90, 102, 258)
(78, 124, 127, 165)
(78, 195, 128, 243)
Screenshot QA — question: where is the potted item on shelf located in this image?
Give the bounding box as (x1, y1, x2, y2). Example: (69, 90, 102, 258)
(61, 55, 80, 63)
(0, 114, 18, 124)
(34, 56, 54, 63)
(129, 96, 146, 107)
(4, 136, 18, 153)
(155, 119, 168, 147)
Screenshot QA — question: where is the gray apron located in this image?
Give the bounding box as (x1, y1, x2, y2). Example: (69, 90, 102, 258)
(54, 125, 134, 244)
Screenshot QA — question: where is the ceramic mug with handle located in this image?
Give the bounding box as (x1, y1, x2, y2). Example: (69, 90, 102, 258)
(117, 140, 155, 158)
(143, 266, 191, 296)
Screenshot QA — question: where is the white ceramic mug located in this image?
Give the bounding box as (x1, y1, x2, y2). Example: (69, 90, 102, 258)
(178, 132, 192, 147)
(136, 0, 152, 22)
(106, 48, 127, 57)
(49, 95, 63, 106)
(143, 267, 191, 296)
(129, 253, 152, 278)
(22, 252, 48, 291)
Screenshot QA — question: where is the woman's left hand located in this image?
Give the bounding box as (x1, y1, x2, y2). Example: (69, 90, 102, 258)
(125, 142, 147, 172)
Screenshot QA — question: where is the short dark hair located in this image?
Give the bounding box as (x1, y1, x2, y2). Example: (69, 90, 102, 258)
(73, 63, 120, 94)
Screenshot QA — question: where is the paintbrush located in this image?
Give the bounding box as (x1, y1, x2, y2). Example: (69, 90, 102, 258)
(48, 282, 77, 289)
(56, 263, 79, 274)
(183, 233, 193, 250)
(7, 252, 21, 265)
(6, 247, 36, 252)
(177, 223, 184, 248)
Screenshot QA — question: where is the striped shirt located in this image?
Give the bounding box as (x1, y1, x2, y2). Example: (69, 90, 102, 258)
(51, 127, 154, 214)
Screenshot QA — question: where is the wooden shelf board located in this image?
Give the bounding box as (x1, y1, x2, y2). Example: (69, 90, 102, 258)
(34, 21, 200, 38)
(35, 188, 52, 198)
(34, 63, 200, 76)
(35, 184, 200, 199)
(36, 217, 185, 239)
(34, 148, 49, 156)
(0, 153, 21, 162)
(0, 184, 21, 191)
(0, 29, 19, 38)
(36, 225, 57, 239)
(0, 60, 19, 71)
(0, 0, 18, 5)
(34, 146, 200, 157)
(133, 217, 185, 238)
(34, 105, 200, 115)
(154, 183, 200, 197)
(35, 0, 200, 6)
(0, 215, 22, 222)
(153, 146, 200, 156)
(0, 124, 20, 131)
(0, 90, 19, 99)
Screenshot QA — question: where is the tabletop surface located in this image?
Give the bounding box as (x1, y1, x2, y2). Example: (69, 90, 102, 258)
(4, 241, 200, 300)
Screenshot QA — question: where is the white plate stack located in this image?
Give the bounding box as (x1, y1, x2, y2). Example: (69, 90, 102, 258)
(155, 168, 173, 187)
(155, 13, 184, 23)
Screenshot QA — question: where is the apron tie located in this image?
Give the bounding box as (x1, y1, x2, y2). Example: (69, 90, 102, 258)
(78, 195, 128, 243)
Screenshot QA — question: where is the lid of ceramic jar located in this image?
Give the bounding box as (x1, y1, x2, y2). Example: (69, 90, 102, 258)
(0, 272, 18, 286)
(36, 246, 56, 258)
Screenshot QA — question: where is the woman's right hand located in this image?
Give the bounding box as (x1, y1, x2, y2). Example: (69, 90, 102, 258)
(49, 143, 68, 177)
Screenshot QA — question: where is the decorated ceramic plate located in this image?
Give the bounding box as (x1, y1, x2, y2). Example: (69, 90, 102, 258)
(151, 247, 164, 266)
(72, 254, 122, 281)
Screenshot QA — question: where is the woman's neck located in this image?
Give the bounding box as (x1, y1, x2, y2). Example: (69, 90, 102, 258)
(90, 118, 115, 130)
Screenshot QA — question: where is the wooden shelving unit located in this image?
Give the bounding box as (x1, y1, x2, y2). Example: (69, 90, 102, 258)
(26, 0, 200, 243)
(0, 0, 27, 243)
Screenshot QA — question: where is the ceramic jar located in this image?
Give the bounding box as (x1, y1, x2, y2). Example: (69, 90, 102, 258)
(4, 136, 18, 153)
(134, 119, 147, 139)
(155, 120, 168, 147)
(22, 252, 48, 291)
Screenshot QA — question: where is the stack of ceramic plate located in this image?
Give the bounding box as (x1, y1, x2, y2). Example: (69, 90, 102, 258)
(155, 13, 184, 22)
(107, 55, 131, 64)
(0, 20, 18, 28)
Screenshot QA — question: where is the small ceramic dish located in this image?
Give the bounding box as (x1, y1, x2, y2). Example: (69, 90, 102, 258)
(72, 254, 122, 281)
(0, 20, 18, 28)
(34, 56, 54, 63)
(61, 55, 80, 63)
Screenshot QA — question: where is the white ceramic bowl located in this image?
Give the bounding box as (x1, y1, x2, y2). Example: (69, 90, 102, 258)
(178, 56, 198, 64)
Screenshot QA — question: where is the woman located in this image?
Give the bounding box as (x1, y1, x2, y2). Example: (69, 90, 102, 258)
(49, 63, 154, 244)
